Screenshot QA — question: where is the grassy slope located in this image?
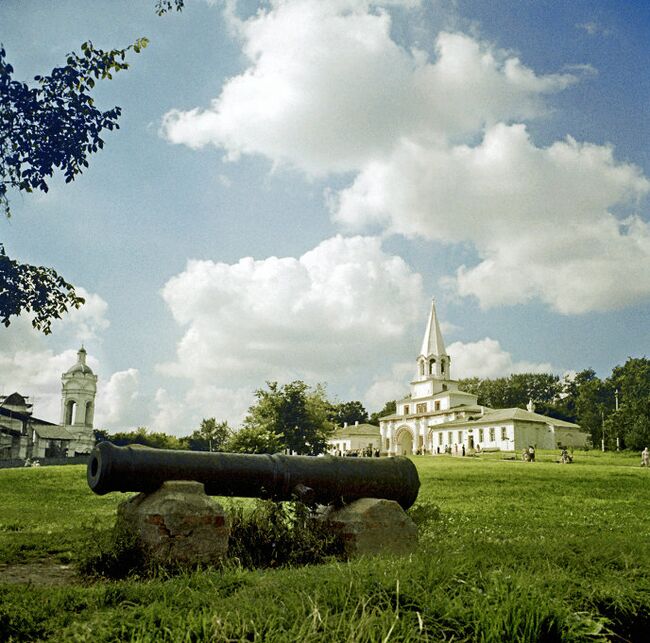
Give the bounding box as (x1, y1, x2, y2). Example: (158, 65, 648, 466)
(1, 452, 649, 642)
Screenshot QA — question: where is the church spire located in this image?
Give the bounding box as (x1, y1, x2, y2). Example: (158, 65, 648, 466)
(416, 299, 451, 381)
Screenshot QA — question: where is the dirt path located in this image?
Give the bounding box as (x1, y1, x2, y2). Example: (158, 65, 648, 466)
(0, 560, 78, 585)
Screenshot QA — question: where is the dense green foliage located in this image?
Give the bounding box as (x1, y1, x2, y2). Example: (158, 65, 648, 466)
(183, 418, 232, 452)
(240, 381, 334, 455)
(327, 400, 369, 427)
(1, 453, 650, 641)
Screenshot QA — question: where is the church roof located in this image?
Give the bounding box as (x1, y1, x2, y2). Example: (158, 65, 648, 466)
(34, 425, 75, 440)
(1, 392, 31, 408)
(431, 407, 581, 430)
(420, 299, 447, 357)
(332, 423, 381, 438)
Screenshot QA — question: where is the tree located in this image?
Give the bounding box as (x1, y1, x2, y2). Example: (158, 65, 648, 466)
(369, 400, 396, 426)
(182, 418, 231, 452)
(225, 426, 284, 455)
(105, 426, 182, 449)
(457, 373, 562, 409)
(328, 400, 369, 427)
(606, 358, 650, 450)
(242, 381, 334, 455)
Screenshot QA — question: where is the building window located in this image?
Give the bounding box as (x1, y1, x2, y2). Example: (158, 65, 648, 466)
(438, 432, 443, 445)
(501, 426, 507, 440)
(429, 359, 436, 374)
(489, 427, 495, 441)
(419, 361, 425, 376)
(434, 400, 441, 411)
(416, 402, 427, 414)
(479, 428, 484, 442)
(441, 359, 445, 374)
(458, 431, 463, 443)
(404, 404, 410, 415)
(442, 384, 448, 391)
(447, 431, 452, 444)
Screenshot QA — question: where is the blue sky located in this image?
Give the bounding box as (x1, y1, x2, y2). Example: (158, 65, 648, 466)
(1, 0, 648, 434)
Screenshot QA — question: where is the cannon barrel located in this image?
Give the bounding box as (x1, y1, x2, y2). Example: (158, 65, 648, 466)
(87, 442, 420, 509)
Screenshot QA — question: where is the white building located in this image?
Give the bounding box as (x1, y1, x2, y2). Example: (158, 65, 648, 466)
(328, 421, 381, 455)
(380, 301, 588, 455)
(0, 347, 97, 460)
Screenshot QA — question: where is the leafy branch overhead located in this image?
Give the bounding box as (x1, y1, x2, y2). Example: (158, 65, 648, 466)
(0, 243, 84, 334)
(0, 38, 147, 332)
(0, 38, 148, 217)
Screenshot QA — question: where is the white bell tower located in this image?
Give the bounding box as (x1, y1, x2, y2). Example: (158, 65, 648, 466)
(60, 347, 97, 454)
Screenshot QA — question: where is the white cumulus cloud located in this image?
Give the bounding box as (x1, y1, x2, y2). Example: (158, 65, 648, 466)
(158, 235, 424, 415)
(447, 338, 553, 379)
(333, 124, 650, 313)
(95, 369, 141, 427)
(161, 1, 574, 175)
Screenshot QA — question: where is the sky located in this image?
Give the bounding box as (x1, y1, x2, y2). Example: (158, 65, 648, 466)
(1, 0, 649, 435)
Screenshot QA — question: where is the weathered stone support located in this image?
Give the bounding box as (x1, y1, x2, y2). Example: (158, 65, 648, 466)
(319, 497, 417, 558)
(116, 480, 230, 565)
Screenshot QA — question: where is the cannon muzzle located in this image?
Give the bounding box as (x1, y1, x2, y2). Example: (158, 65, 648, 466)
(87, 442, 420, 509)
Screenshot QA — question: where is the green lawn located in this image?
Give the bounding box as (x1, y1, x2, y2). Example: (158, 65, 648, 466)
(1, 452, 649, 642)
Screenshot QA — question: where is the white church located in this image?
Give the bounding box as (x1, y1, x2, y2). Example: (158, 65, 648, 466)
(380, 301, 588, 455)
(0, 347, 97, 461)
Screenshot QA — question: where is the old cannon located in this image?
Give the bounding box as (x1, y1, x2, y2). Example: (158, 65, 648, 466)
(87, 442, 420, 509)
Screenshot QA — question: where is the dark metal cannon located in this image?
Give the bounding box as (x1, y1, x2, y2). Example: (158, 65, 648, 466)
(87, 442, 420, 509)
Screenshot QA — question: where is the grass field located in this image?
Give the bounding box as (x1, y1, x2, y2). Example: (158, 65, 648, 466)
(1, 451, 649, 642)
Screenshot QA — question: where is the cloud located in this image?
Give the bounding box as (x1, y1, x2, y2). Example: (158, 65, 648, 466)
(363, 361, 413, 410)
(162, 0, 649, 315)
(576, 21, 612, 37)
(149, 385, 254, 436)
(158, 235, 424, 417)
(55, 287, 110, 342)
(161, 1, 575, 175)
(447, 338, 553, 379)
(95, 369, 141, 427)
(333, 124, 650, 313)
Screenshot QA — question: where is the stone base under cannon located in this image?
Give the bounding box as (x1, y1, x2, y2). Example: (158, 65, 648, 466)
(116, 481, 230, 566)
(319, 498, 418, 558)
(116, 482, 417, 566)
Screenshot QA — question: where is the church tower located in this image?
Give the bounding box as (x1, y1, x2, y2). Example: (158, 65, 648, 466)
(415, 299, 451, 382)
(60, 347, 97, 454)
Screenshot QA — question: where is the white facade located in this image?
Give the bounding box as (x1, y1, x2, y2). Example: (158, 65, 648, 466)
(60, 347, 97, 454)
(380, 300, 588, 455)
(328, 422, 381, 454)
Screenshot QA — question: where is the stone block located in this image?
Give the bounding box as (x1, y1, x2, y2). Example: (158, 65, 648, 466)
(320, 497, 417, 558)
(116, 480, 229, 565)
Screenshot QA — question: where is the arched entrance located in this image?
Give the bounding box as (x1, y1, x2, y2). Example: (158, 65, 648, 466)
(395, 427, 414, 455)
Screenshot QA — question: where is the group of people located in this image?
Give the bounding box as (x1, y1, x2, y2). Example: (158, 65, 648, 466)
(522, 446, 536, 462)
(333, 447, 381, 458)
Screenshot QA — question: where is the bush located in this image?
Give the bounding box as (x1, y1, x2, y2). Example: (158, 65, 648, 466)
(227, 500, 343, 569)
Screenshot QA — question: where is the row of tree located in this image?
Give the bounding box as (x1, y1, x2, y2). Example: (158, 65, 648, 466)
(95, 381, 375, 455)
(95, 357, 649, 454)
